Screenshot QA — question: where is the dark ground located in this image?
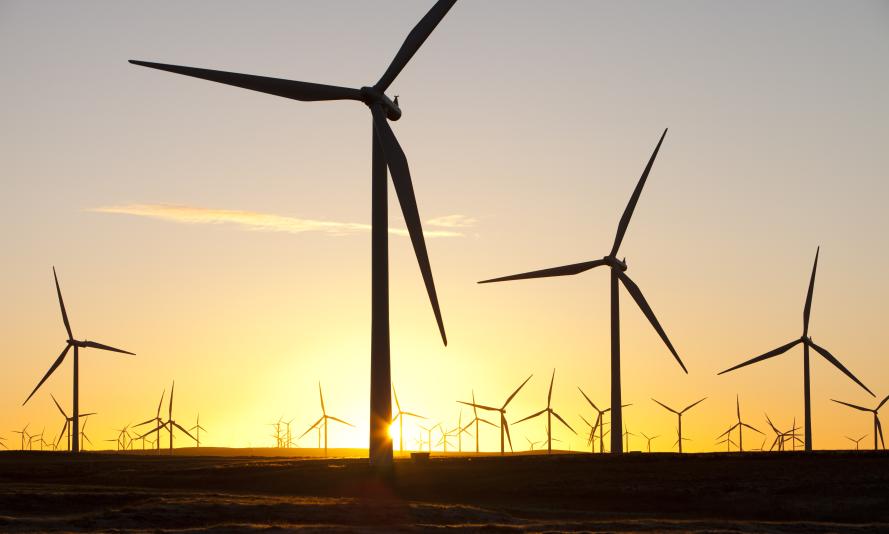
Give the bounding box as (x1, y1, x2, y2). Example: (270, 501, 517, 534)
(0, 450, 886, 532)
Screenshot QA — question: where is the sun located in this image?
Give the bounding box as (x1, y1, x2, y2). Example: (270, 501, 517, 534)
(387, 424, 396, 440)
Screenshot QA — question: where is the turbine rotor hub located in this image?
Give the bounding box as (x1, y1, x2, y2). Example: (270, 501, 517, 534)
(360, 86, 402, 121)
(604, 256, 628, 271)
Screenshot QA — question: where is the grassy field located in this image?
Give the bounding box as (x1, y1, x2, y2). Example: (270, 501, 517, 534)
(0, 450, 886, 531)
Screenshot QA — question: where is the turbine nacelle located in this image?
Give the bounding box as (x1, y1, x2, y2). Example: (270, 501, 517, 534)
(360, 86, 402, 121)
(603, 256, 628, 272)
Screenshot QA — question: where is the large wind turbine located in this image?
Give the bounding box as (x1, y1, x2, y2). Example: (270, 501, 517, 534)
(715, 396, 762, 452)
(458, 375, 532, 454)
(514, 370, 576, 454)
(23, 268, 135, 453)
(300, 383, 354, 456)
(129, 0, 459, 467)
(479, 130, 687, 454)
(719, 248, 873, 451)
(651, 397, 706, 453)
(832, 394, 887, 450)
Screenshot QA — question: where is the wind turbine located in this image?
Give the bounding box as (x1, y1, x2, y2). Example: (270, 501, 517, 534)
(579, 415, 598, 453)
(189, 414, 207, 448)
(455, 409, 471, 453)
(13, 424, 30, 450)
(716, 435, 738, 452)
(135, 388, 166, 451)
(392, 385, 425, 453)
(578, 388, 628, 454)
(622, 423, 635, 452)
(458, 375, 532, 455)
(832, 395, 888, 450)
(22, 267, 135, 453)
(479, 130, 687, 454)
(514, 370, 576, 454)
(137, 381, 196, 453)
(51, 393, 95, 452)
(436, 424, 457, 453)
(460, 390, 497, 453)
(525, 436, 541, 452)
(299, 383, 354, 456)
(79, 415, 93, 451)
(0, 436, 7, 450)
(719, 248, 874, 451)
(130, 0, 460, 467)
(418, 424, 436, 453)
(715, 396, 763, 452)
(640, 432, 658, 453)
(651, 397, 706, 453)
(846, 434, 867, 451)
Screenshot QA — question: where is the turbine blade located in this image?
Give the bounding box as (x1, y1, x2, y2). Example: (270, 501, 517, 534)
(401, 411, 425, 419)
(157, 389, 165, 418)
(374, 0, 458, 92)
(514, 409, 546, 425)
(299, 417, 324, 439)
(169, 381, 175, 420)
(618, 271, 686, 372)
(136, 425, 165, 439)
(547, 369, 555, 408)
(50, 394, 67, 418)
(716, 424, 737, 439)
(551, 411, 576, 434)
(503, 417, 513, 452)
(479, 259, 607, 284)
(651, 398, 678, 415)
(23, 345, 71, 405)
(457, 401, 500, 412)
(718, 339, 802, 375)
(803, 247, 819, 335)
(372, 108, 446, 345)
(81, 341, 135, 355)
(877, 418, 885, 449)
(53, 267, 73, 339)
(578, 387, 599, 412)
(319, 383, 326, 415)
(681, 397, 707, 414)
(134, 418, 157, 427)
(172, 421, 196, 441)
(830, 399, 871, 412)
(129, 60, 362, 102)
(392, 385, 401, 413)
(327, 416, 355, 428)
(503, 374, 533, 409)
(809, 341, 874, 396)
(878, 394, 889, 411)
(479, 418, 497, 428)
(609, 128, 668, 257)
(741, 423, 764, 435)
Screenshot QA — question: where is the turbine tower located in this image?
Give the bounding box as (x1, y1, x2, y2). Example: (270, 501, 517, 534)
(129, 0, 459, 467)
(460, 390, 497, 453)
(514, 370, 576, 454)
(651, 397, 706, 453)
(23, 267, 135, 453)
(719, 248, 873, 451)
(479, 130, 687, 454)
(50, 394, 95, 452)
(459, 375, 532, 455)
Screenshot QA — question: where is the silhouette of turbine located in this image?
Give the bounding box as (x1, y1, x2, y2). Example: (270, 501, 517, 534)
(640, 432, 658, 453)
(846, 434, 867, 450)
(832, 394, 888, 450)
(715, 396, 763, 452)
(189, 413, 207, 448)
(460, 390, 497, 453)
(459, 375, 532, 455)
(300, 383, 353, 457)
(514, 370, 576, 454)
(651, 397, 706, 453)
(137, 381, 196, 454)
(134, 388, 166, 452)
(392, 385, 425, 454)
(51, 393, 95, 452)
(578, 387, 630, 454)
(719, 248, 873, 451)
(23, 268, 135, 453)
(479, 130, 686, 454)
(130, 0, 459, 467)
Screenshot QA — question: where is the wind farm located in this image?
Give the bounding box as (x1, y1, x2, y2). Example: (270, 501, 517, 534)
(2, 0, 888, 531)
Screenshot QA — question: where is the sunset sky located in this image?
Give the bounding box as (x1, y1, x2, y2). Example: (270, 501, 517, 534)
(2, 1, 888, 453)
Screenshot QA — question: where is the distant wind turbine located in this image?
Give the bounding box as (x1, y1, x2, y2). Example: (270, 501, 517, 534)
(460, 390, 497, 453)
(23, 267, 135, 453)
(622, 423, 636, 452)
(189, 414, 207, 448)
(135, 388, 166, 452)
(392, 385, 425, 453)
(651, 397, 706, 453)
(831, 395, 887, 450)
(12, 424, 30, 451)
(459, 375, 532, 455)
(578, 388, 629, 454)
(479, 130, 687, 454)
(137, 381, 196, 453)
(719, 248, 873, 451)
(846, 434, 867, 451)
(716, 396, 763, 452)
(640, 432, 658, 453)
(130, 0, 460, 467)
(514, 370, 576, 454)
(51, 393, 95, 452)
(300, 383, 354, 456)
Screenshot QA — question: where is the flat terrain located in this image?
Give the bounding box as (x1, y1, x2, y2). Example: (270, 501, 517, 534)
(0, 450, 886, 532)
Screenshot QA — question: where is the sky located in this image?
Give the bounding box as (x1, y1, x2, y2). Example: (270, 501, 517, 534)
(1, 0, 888, 453)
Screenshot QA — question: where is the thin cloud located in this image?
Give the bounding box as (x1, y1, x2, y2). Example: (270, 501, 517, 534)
(426, 214, 478, 228)
(89, 204, 465, 238)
